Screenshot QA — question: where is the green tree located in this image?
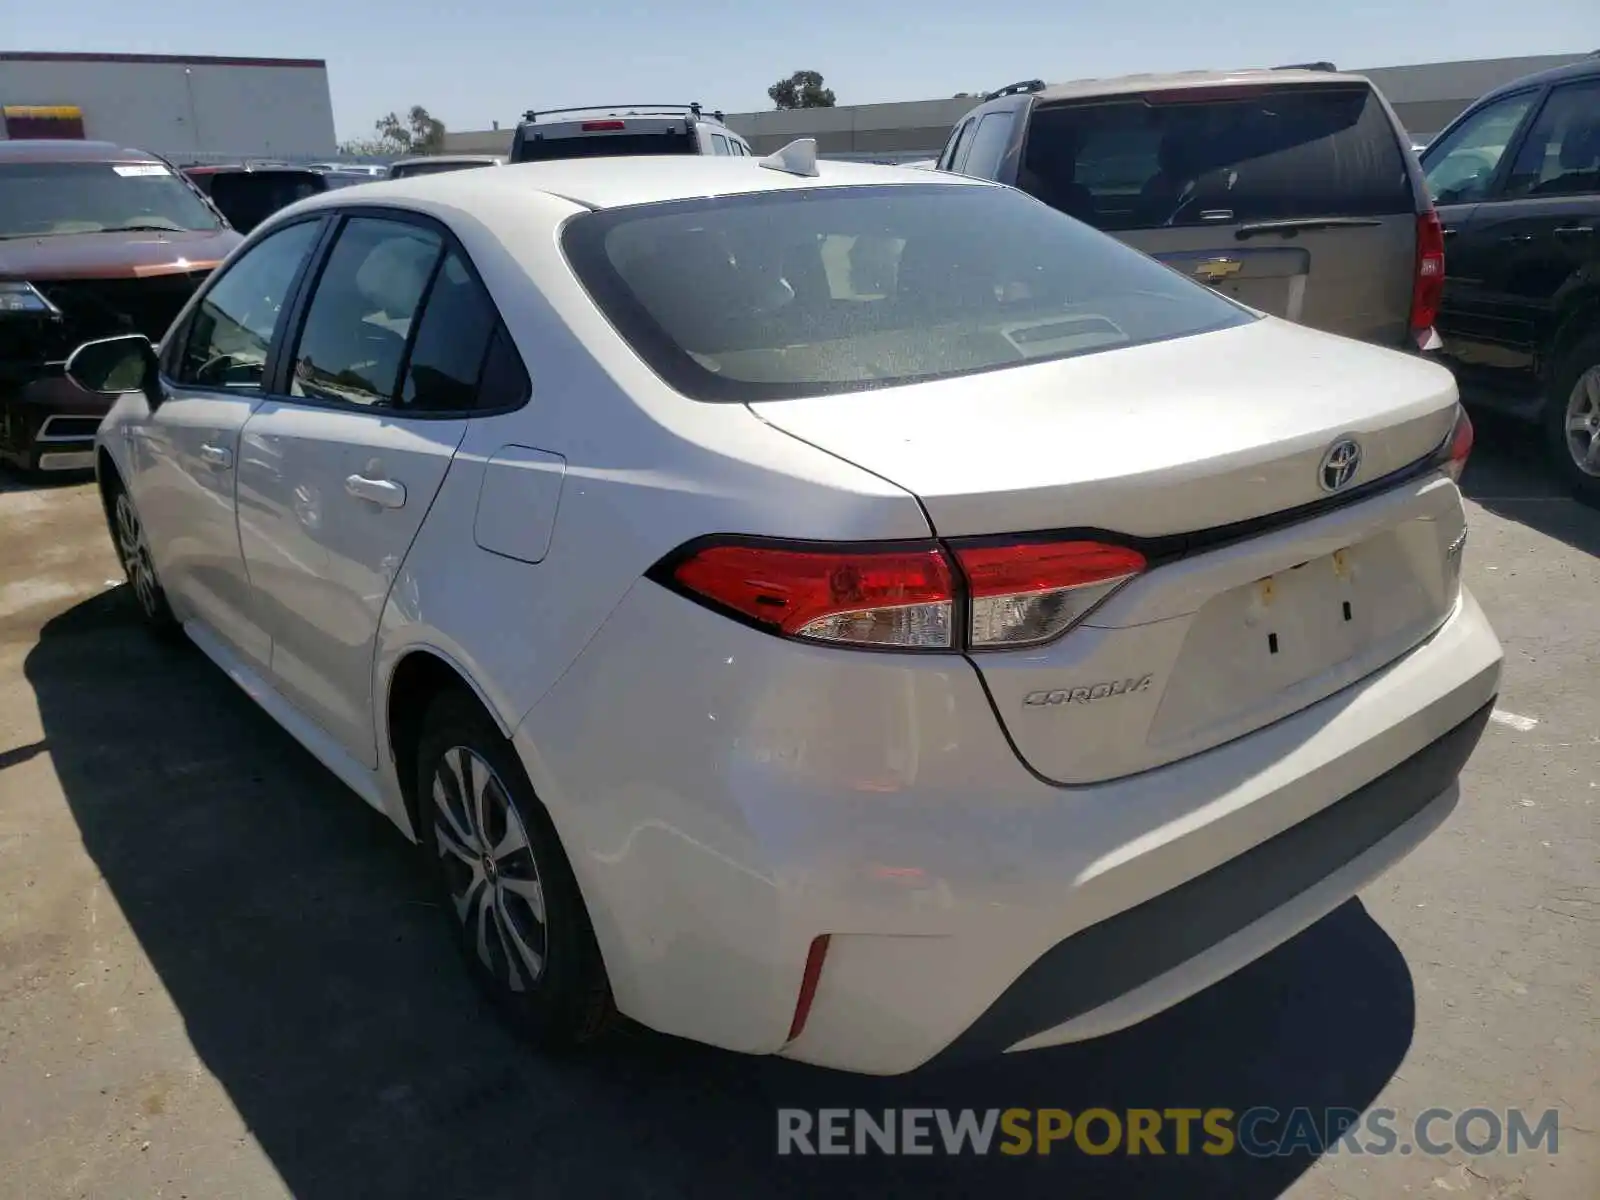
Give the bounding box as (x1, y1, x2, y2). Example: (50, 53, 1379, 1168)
(767, 70, 837, 110)
(339, 105, 446, 156)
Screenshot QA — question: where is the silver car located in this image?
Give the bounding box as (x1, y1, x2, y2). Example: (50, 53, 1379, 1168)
(937, 69, 1443, 353)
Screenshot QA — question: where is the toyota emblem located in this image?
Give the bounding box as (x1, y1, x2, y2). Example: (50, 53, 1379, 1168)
(1319, 438, 1362, 493)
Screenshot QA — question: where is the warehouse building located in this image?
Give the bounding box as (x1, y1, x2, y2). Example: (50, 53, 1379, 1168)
(442, 53, 1590, 160)
(0, 51, 337, 160)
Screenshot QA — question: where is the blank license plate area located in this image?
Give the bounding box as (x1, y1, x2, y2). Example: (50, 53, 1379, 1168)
(1149, 528, 1449, 748)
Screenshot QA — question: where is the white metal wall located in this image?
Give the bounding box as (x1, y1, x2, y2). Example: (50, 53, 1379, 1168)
(0, 57, 337, 158)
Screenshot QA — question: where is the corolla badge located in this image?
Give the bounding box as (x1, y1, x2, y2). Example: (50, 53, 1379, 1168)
(1318, 437, 1362, 493)
(1023, 674, 1154, 708)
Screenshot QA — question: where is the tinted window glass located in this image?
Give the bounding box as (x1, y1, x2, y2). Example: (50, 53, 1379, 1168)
(0, 160, 222, 238)
(399, 251, 497, 411)
(477, 325, 532, 409)
(207, 171, 325, 233)
(1021, 85, 1413, 230)
(960, 111, 1015, 177)
(512, 131, 696, 162)
(291, 218, 442, 407)
(1421, 91, 1538, 205)
(1501, 81, 1600, 199)
(176, 220, 321, 389)
(940, 118, 975, 170)
(390, 160, 495, 178)
(561, 183, 1252, 403)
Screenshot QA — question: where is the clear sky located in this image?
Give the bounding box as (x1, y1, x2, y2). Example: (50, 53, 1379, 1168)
(8, 0, 1595, 141)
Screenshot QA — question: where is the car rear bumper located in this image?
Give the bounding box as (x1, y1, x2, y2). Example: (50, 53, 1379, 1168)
(0, 371, 109, 470)
(515, 580, 1502, 1075)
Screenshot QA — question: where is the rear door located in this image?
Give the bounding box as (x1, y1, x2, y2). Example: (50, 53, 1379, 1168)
(235, 211, 498, 766)
(1019, 83, 1421, 346)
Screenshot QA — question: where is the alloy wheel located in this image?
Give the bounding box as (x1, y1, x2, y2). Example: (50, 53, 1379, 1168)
(114, 492, 160, 618)
(431, 746, 549, 991)
(1564, 365, 1600, 478)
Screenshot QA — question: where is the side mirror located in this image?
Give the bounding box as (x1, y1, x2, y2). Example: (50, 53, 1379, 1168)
(65, 335, 160, 400)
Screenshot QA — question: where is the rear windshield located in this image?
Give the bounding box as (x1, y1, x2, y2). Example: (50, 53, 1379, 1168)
(561, 183, 1253, 402)
(0, 161, 222, 238)
(1020, 85, 1414, 231)
(208, 172, 324, 231)
(512, 130, 696, 163)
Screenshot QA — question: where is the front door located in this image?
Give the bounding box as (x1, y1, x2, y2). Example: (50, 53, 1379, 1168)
(130, 217, 326, 674)
(236, 213, 501, 766)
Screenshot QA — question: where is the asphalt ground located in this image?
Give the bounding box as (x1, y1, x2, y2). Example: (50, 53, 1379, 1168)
(0, 417, 1595, 1199)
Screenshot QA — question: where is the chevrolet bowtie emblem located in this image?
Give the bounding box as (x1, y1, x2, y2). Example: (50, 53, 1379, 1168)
(1193, 258, 1244, 283)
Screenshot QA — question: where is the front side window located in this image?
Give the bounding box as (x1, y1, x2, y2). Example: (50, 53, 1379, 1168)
(940, 118, 975, 171)
(712, 133, 731, 155)
(1501, 81, 1600, 199)
(290, 218, 441, 407)
(562, 183, 1253, 402)
(0, 160, 222, 238)
(174, 219, 322, 389)
(1422, 91, 1539, 205)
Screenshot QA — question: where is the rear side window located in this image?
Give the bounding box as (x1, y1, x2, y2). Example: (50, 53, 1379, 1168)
(1021, 85, 1414, 231)
(561, 183, 1252, 403)
(959, 111, 1016, 178)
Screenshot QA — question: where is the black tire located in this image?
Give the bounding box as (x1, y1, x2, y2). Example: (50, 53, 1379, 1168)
(103, 474, 182, 637)
(415, 690, 615, 1049)
(1544, 330, 1600, 508)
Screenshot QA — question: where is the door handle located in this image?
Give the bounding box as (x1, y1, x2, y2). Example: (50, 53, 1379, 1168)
(345, 473, 407, 509)
(1442, 225, 1459, 238)
(1554, 224, 1594, 239)
(199, 443, 233, 468)
(1498, 233, 1535, 245)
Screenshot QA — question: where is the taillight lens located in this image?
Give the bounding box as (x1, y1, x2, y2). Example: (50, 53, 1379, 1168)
(1440, 405, 1474, 483)
(1411, 210, 1446, 334)
(953, 540, 1146, 649)
(668, 541, 955, 649)
(661, 536, 1146, 652)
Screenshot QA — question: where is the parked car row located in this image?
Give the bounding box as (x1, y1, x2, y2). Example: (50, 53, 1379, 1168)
(933, 55, 1600, 503)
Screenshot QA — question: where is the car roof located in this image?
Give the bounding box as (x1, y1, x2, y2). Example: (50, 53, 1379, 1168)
(0, 138, 165, 164)
(1474, 52, 1600, 104)
(297, 154, 990, 214)
(1013, 67, 1375, 105)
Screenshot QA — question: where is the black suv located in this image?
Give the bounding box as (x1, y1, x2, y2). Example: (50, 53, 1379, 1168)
(1419, 54, 1600, 504)
(937, 68, 1440, 354)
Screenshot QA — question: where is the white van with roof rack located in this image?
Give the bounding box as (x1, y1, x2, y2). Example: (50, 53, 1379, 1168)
(508, 103, 751, 163)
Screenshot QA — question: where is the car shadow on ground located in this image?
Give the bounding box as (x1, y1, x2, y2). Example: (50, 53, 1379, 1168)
(1459, 413, 1599, 557)
(27, 589, 1418, 1200)
(0, 466, 93, 494)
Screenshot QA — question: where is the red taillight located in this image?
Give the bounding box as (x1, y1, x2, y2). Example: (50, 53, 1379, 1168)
(668, 541, 955, 649)
(1412, 210, 1446, 334)
(581, 120, 626, 131)
(952, 540, 1146, 649)
(661, 536, 1145, 652)
(1442, 405, 1474, 483)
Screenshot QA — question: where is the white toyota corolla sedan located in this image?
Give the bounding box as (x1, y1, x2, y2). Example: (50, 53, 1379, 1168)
(70, 144, 1502, 1075)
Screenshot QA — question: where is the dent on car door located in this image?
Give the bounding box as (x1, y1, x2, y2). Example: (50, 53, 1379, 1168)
(130, 217, 325, 673)
(236, 213, 495, 767)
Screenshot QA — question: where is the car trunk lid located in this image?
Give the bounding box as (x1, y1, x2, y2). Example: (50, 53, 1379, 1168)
(750, 317, 1466, 783)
